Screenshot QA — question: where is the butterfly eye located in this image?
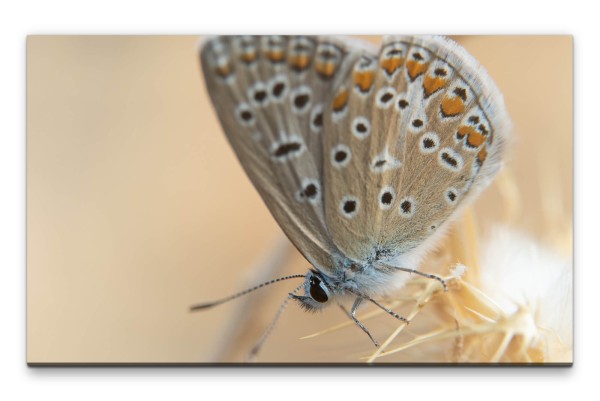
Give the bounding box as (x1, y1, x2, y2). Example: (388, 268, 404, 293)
(309, 276, 329, 303)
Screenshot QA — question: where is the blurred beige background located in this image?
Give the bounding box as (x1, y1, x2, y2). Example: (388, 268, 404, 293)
(27, 36, 572, 364)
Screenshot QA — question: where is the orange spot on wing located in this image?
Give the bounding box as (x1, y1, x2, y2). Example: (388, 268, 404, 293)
(241, 52, 257, 63)
(316, 62, 337, 78)
(215, 64, 232, 78)
(467, 132, 486, 148)
(332, 88, 349, 112)
(406, 60, 428, 81)
(423, 76, 447, 97)
(477, 146, 488, 164)
(380, 57, 404, 76)
(354, 70, 375, 92)
(289, 54, 310, 70)
(457, 125, 477, 140)
(441, 96, 465, 117)
(267, 50, 285, 62)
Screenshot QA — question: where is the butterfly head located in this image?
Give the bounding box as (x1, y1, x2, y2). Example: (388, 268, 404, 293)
(290, 269, 336, 312)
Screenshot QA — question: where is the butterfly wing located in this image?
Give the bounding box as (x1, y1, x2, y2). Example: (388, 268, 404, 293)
(322, 35, 511, 266)
(200, 36, 373, 270)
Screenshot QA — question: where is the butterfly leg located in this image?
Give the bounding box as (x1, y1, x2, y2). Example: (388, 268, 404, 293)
(347, 298, 379, 347)
(367, 298, 409, 324)
(392, 267, 448, 291)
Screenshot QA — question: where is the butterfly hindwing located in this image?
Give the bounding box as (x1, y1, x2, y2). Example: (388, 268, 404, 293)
(322, 36, 510, 266)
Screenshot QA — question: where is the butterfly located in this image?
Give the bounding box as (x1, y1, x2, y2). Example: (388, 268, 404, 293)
(194, 35, 510, 352)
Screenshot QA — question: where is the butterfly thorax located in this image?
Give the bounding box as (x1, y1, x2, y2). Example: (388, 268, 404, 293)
(294, 256, 398, 312)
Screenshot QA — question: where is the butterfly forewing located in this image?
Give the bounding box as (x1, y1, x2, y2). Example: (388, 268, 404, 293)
(200, 36, 369, 271)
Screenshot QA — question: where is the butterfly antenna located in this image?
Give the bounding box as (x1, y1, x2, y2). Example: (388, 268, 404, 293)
(246, 283, 304, 362)
(190, 274, 306, 311)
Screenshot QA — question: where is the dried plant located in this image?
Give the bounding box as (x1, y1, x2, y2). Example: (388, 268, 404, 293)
(301, 169, 572, 364)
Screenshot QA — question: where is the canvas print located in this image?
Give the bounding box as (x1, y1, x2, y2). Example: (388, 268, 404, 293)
(27, 35, 572, 364)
